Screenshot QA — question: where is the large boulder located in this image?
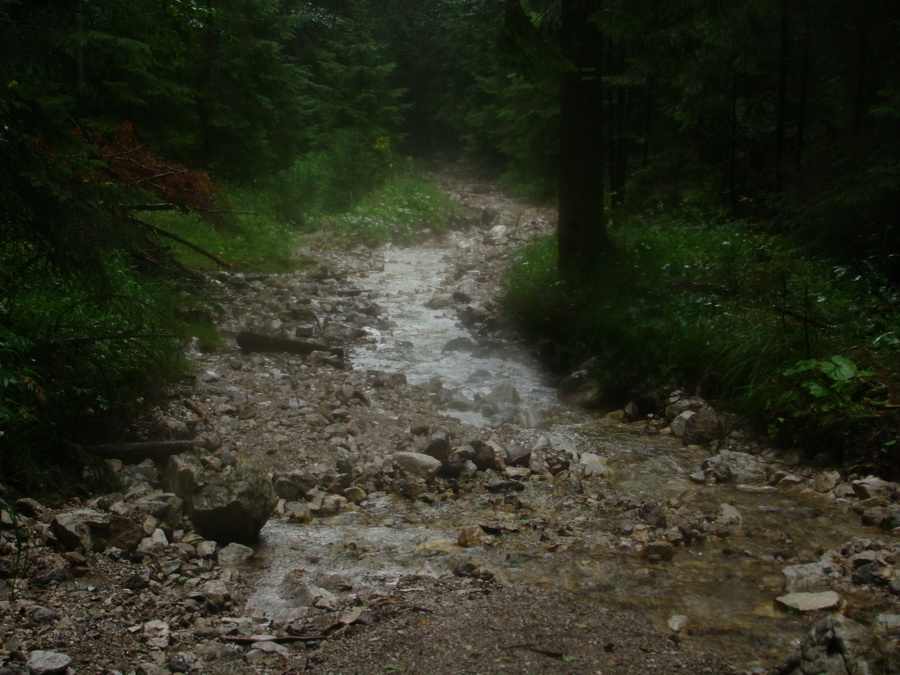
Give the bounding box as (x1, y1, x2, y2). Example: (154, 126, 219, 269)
(776, 614, 884, 675)
(166, 451, 277, 545)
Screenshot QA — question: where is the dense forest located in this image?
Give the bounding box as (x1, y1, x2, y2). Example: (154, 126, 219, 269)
(1, 0, 898, 493)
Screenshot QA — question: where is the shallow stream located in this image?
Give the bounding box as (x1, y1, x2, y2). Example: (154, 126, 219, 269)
(249, 239, 896, 670)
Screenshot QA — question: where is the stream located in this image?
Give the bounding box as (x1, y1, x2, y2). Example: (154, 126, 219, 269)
(245, 209, 898, 671)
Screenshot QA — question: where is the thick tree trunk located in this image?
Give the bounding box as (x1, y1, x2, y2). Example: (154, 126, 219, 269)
(558, 0, 607, 279)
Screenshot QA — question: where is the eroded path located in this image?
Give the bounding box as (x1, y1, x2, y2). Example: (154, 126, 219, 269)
(2, 168, 898, 674)
(223, 169, 899, 672)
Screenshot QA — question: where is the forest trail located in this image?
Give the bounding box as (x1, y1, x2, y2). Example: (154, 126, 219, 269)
(2, 170, 897, 674)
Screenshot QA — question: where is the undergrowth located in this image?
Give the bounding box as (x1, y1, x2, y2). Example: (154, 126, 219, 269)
(323, 175, 455, 245)
(503, 215, 900, 474)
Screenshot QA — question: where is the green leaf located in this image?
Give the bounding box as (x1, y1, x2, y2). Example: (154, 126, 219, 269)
(822, 355, 858, 381)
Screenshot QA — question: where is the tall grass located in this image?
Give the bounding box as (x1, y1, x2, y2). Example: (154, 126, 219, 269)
(503, 215, 900, 470)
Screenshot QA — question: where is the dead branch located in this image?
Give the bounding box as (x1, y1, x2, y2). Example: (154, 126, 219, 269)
(236, 331, 344, 359)
(131, 216, 233, 269)
(183, 398, 209, 426)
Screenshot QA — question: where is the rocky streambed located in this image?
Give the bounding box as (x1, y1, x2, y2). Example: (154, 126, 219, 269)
(2, 169, 900, 674)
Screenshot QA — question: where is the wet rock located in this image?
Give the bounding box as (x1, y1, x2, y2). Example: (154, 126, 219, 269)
(665, 392, 707, 421)
(442, 337, 477, 352)
(559, 360, 603, 408)
(852, 476, 898, 501)
(782, 561, 843, 593)
(713, 503, 743, 536)
(667, 614, 690, 635)
(166, 451, 277, 545)
(578, 453, 612, 478)
(26, 650, 72, 674)
(776, 591, 842, 612)
(640, 541, 675, 562)
(458, 526, 486, 547)
(682, 410, 724, 446)
(394, 452, 442, 481)
(776, 614, 879, 675)
(484, 383, 520, 405)
(814, 471, 842, 493)
(669, 410, 695, 438)
(696, 451, 768, 484)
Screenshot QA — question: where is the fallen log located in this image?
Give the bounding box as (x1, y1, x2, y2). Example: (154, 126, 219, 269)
(236, 331, 344, 359)
(87, 439, 221, 462)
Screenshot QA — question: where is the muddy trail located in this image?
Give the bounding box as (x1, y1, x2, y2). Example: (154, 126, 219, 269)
(2, 168, 899, 674)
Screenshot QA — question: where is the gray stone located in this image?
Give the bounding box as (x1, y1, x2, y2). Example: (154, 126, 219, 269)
(26, 650, 72, 674)
(783, 561, 843, 593)
(273, 477, 303, 502)
(778, 614, 878, 675)
(473, 440, 507, 471)
(422, 432, 451, 464)
(51, 509, 109, 552)
(815, 471, 842, 493)
(394, 452, 442, 481)
(713, 503, 743, 536)
(218, 542, 255, 566)
(698, 451, 768, 484)
(196, 540, 218, 558)
(559, 362, 603, 408)
(665, 393, 707, 421)
(167, 452, 277, 545)
(776, 591, 842, 612)
(852, 476, 898, 500)
(682, 409, 724, 445)
(485, 383, 521, 405)
(669, 410, 695, 438)
(578, 453, 612, 478)
(137, 528, 169, 554)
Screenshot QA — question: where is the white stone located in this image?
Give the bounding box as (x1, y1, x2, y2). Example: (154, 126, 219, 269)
(776, 591, 842, 612)
(26, 650, 72, 675)
(393, 452, 442, 480)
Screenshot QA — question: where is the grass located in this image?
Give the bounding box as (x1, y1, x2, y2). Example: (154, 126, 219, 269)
(144, 188, 301, 273)
(325, 175, 456, 245)
(503, 214, 900, 472)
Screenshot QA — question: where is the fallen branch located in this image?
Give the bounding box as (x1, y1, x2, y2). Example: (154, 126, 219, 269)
(183, 398, 209, 426)
(236, 331, 344, 359)
(130, 216, 233, 269)
(87, 439, 220, 462)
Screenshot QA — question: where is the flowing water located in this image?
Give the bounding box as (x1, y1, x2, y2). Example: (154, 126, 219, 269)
(249, 239, 897, 670)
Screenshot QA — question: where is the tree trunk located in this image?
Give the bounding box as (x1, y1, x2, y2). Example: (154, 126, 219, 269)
(558, 0, 607, 279)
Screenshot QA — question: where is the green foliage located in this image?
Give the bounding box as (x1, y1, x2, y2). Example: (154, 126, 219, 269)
(770, 355, 893, 465)
(145, 192, 299, 274)
(0, 249, 190, 491)
(328, 176, 455, 245)
(503, 215, 900, 466)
